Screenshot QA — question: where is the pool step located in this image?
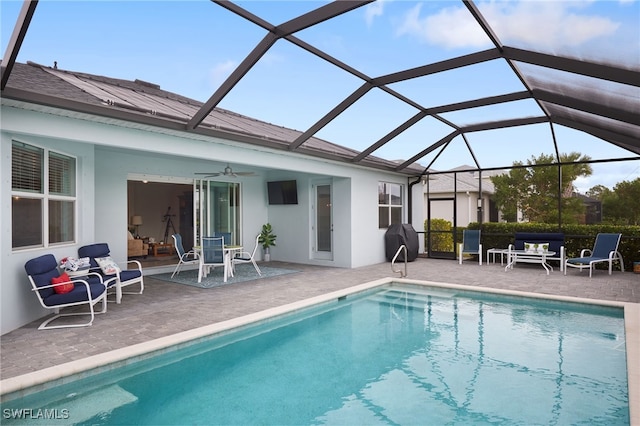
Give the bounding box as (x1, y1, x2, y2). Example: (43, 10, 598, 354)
(24, 385, 139, 425)
(371, 289, 453, 310)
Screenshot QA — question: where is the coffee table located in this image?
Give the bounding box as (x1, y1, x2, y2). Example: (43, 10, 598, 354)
(150, 242, 174, 257)
(505, 250, 556, 274)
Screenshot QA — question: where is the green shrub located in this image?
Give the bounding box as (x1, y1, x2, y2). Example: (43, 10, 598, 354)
(425, 218, 454, 252)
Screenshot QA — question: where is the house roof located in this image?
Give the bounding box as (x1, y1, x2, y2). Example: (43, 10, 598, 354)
(3, 61, 421, 174)
(426, 168, 496, 194)
(1, 1, 638, 177)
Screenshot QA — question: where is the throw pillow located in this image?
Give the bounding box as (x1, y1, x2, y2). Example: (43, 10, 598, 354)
(51, 272, 74, 294)
(95, 256, 121, 275)
(524, 242, 537, 253)
(539, 243, 549, 253)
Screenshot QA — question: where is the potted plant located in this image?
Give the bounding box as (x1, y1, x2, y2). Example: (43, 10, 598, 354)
(258, 223, 277, 261)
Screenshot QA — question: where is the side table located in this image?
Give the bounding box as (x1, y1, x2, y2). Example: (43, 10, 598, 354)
(486, 248, 509, 265)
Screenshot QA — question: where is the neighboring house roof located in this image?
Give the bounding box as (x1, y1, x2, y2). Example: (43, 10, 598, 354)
(572, 192, 601, 204)
(2, 61, 424, 175)
(425, 167, 496, 194)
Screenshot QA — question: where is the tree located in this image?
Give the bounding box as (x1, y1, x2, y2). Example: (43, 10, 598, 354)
(490, 152, 592, 224)
(591, 178, 640, 225)
(586, 184, 611, 200)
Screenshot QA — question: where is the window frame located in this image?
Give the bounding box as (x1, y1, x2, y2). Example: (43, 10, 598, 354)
(11, 140, 77, 250)
(378, 182, 403, 229)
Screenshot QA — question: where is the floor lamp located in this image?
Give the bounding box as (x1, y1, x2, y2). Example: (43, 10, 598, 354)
(132, 215, 143, 238)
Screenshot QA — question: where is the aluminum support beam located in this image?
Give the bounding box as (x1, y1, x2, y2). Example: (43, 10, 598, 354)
(1, 0, 38, 90)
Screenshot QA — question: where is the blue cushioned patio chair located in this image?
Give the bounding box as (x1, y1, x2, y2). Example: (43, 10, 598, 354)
(565, 233, 624, 278)
(199, 236, 227, 283)
(25, 254, 108, 330)
(232, 234, 262, 276)
(171, 234, 199, 278)
(78, 243, 144, 303)
(459, 229, 482, 265)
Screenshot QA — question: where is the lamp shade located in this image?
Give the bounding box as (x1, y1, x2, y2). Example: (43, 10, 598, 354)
(132, 215, 143, 226)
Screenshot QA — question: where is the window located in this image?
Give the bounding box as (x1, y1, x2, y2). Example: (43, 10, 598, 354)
(378, 182, 403, 228)
(12, 141, 76, 249)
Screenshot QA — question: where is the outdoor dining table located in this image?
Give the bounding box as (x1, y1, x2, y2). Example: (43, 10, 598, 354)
(505, 249, 556, 275)
(193, 244, 243, 281)
(224, 245, 243, 278)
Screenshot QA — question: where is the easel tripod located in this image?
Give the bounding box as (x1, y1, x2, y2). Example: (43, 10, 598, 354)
(162, 206, 177, 243)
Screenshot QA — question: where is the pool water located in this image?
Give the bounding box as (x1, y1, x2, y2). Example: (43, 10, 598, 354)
(2, 284, 629, 425)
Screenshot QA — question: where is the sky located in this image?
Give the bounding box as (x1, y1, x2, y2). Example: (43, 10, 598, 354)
(1, 0, 639, 192)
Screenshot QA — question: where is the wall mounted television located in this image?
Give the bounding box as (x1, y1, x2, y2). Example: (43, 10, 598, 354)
(267, 180, 298, 205)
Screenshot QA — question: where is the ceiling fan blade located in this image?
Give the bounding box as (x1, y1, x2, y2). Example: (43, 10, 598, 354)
(235, 172, 255, 176)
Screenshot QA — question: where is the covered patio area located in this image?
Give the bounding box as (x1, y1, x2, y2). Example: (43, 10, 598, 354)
(1, 258, 637, 380)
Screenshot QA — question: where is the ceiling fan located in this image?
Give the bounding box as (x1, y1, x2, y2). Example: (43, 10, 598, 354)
(195, 164, 255, 178)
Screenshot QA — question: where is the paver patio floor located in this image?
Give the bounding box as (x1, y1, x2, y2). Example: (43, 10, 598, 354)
(2, 258, 638, 381)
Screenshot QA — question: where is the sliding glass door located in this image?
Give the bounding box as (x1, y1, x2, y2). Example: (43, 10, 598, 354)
(194, 180, 240, 246)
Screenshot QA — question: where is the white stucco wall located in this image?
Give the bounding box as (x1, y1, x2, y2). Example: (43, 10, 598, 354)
(1, 104, 417, 334)
(425, 192, 492, 227)
(1, 114, 98, 333)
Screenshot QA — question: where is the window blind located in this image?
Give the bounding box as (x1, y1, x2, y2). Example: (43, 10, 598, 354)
(12, 141, 43, 193)
(49, 151, 76, 196)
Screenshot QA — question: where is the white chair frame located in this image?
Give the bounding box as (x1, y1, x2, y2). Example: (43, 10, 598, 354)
(564, 234, 625, 278)
(171, 234, 199, 278)
(28, 274, 108, 330)
(232, 234, 262, 276)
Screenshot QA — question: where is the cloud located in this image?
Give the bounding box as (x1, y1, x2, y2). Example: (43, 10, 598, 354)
(483, 2, 620, 49)
(209, 60, 237, 87)
(395, 3, 489, 48)
(395, 1, 621, 50)
(365, 0, 385, 27)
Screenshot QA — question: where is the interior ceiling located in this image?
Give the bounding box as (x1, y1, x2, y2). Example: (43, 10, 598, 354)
(1, 0, 639, 177)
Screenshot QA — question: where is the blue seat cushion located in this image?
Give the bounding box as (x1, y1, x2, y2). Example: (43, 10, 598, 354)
(102, 269, 141, 282)
(567, 256, 604, 265)
(42, 282, 106, 307)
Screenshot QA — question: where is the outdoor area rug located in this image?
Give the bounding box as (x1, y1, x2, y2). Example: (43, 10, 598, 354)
(149, 264, 299, 289)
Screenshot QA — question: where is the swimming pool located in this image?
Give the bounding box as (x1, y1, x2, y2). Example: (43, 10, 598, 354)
(1, 279, 637, 425)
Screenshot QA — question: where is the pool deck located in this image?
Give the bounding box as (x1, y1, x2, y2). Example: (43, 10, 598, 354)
(1, 258, 639, 421)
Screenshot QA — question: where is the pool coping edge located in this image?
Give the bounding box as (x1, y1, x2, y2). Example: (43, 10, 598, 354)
(1, 277, 637, 425)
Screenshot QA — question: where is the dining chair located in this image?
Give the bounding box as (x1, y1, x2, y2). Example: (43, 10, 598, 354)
(199, 237, 227, 283)
(232, 234, 262, 276)
(171, 234, 199, 278)
(214, 232, 232, 246)
(458, 229, 482, 265)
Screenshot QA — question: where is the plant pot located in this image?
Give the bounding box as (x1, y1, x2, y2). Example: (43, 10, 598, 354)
(263, 248, 271, 262)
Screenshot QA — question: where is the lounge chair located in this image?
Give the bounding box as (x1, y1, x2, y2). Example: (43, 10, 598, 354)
(564, 233, 624, 278)
(458, 229, 482, 265)
(78, 243, 144, 303)
(25, 254, 108, 329)
(171, 234, 199, 278)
